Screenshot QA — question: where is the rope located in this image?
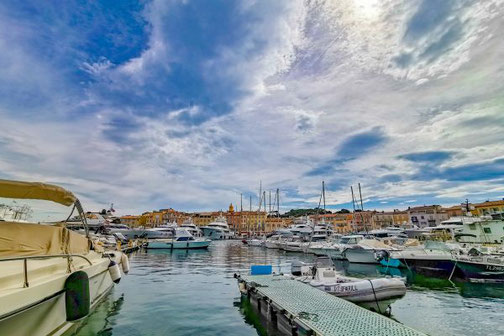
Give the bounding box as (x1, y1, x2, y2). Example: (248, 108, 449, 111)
(367, 279, 382, 314)
(448, 252, 458, 287)
(298, 311, 319, 322)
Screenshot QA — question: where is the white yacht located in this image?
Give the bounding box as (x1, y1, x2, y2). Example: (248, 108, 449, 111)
(201, 214, 233, 240)
(146, 228, 211, 249)
(181, 218, 203, 237)
(325, 234, 365, 260)
(0, 179, 128, 336)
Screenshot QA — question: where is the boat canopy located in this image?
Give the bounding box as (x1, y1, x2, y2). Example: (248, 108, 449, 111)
(0, 179, 76, 206)
(0, 221, 89, 257)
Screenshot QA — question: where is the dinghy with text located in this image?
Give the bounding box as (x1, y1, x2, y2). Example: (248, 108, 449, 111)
(293, 258, 406, 315)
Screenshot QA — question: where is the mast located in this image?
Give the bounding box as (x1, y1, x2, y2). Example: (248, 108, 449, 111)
(263, 191, 267, 233)
(249, 195, 252, 211)
(276, 188, 280, 216)
(269, 190, 272, 214)
(358, 183, 364, 211)
(240, 193, 243, 212)
(357, 183, 368, 233)
(351, 186, 356, 231)
(322, 181, 326, 211)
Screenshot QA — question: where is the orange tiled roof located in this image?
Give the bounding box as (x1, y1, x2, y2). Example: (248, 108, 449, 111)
(473, 200, 504, 208)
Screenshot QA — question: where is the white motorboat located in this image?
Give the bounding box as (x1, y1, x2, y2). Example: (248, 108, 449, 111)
(146, 228, 211, 249)
(244, 238, 265, 247)
(265, 234, 285, 249)
(283, 236, 307, 252)
(0, 179, 129, 336)
(324, 235, 364, 260)
(181, 218, 203, 237)
(201, 214, 233, 240)
(345, 239, 399, 264)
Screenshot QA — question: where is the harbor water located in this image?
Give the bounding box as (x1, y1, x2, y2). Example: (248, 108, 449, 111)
(73, 241, 504, 336)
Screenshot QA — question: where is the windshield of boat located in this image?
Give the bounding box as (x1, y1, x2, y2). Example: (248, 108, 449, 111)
(0, 197, 75, 224)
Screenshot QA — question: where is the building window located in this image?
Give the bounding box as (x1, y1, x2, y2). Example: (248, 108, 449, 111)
(421, 216, 424, 219)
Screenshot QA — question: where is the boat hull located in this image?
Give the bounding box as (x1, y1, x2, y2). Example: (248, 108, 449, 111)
(264, 241, 279, 249)
(202, 228, 232, 240)
(145, 240, 210, 249)
(0, 253, 122, 336)
(345, 248, 380, 264)
(326, 248, 346, 260)
(456, 260, 504, 283)
(305, 277, 406, 303)
(398, 258, 456, 278)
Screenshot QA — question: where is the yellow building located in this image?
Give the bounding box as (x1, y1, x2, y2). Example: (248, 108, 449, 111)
(471, 200, 504, 216)
(312, 213, 353, 234)
(120, 215, 141, 227)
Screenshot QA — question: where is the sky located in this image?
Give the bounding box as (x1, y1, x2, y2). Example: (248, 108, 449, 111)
(0, 0, 503, 215)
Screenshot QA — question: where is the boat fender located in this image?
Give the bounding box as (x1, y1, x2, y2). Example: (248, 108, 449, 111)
(108, 260, 122, 284)
(121, 253, 130, 274)
(64, 271, 90, 321)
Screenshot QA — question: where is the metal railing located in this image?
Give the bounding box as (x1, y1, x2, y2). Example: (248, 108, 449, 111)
(0, 254, 93, 288)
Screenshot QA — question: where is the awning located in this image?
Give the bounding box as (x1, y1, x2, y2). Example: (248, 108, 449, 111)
(0, 179, 76, 206)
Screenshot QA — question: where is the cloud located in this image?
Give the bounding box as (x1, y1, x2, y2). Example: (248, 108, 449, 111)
(399, 151, 455, 163)
(0, 0, 503, 215)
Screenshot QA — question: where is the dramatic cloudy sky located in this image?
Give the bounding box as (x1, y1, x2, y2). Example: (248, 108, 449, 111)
(1, 0, 503, 214)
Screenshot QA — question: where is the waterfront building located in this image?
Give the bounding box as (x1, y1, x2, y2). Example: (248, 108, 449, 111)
(351, 211, 376, 232)
(373, 210, 409, 228)
(120, 215, 141, 227)
(444, 205, 465, 217)
(310, 213, 353, 234)
(471, 199, 504, 216)
(407, 205, 449, 228)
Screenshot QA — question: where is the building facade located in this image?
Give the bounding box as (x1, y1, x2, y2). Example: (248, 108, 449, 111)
(471, 200, 504, 216)
(407, 205, 449, 228)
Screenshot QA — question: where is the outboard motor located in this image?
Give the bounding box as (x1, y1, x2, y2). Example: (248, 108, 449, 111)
(291, 260, 304, 276)
(374, 249, 389, 262)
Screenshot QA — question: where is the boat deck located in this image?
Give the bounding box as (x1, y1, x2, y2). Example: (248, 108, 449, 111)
(237, 274, 425, 336)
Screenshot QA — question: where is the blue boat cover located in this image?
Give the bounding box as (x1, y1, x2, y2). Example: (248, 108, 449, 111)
(250, 265, 272, 275)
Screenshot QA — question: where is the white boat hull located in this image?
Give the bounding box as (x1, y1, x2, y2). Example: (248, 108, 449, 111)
(146, 239, 211, 249)
(0, 252, 124, 336)
(202, 228, 232, 240)
(305, 277, 406, 303)
(265, 241, 279, 249)
(345, 248, 380, 264)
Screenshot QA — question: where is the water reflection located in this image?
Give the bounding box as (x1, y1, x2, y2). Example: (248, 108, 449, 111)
(73, 241, 504, 336)
(331, 259, 504, 299)
(72, 294, 125, 336)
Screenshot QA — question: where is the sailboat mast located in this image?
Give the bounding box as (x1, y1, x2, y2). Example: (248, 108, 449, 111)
(322, 180, 326, 211)
(269, 190, 271, 214)
(358, 183, 364, 211)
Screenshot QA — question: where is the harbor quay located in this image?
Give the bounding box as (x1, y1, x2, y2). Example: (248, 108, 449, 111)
(1, 180, 504, 335)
